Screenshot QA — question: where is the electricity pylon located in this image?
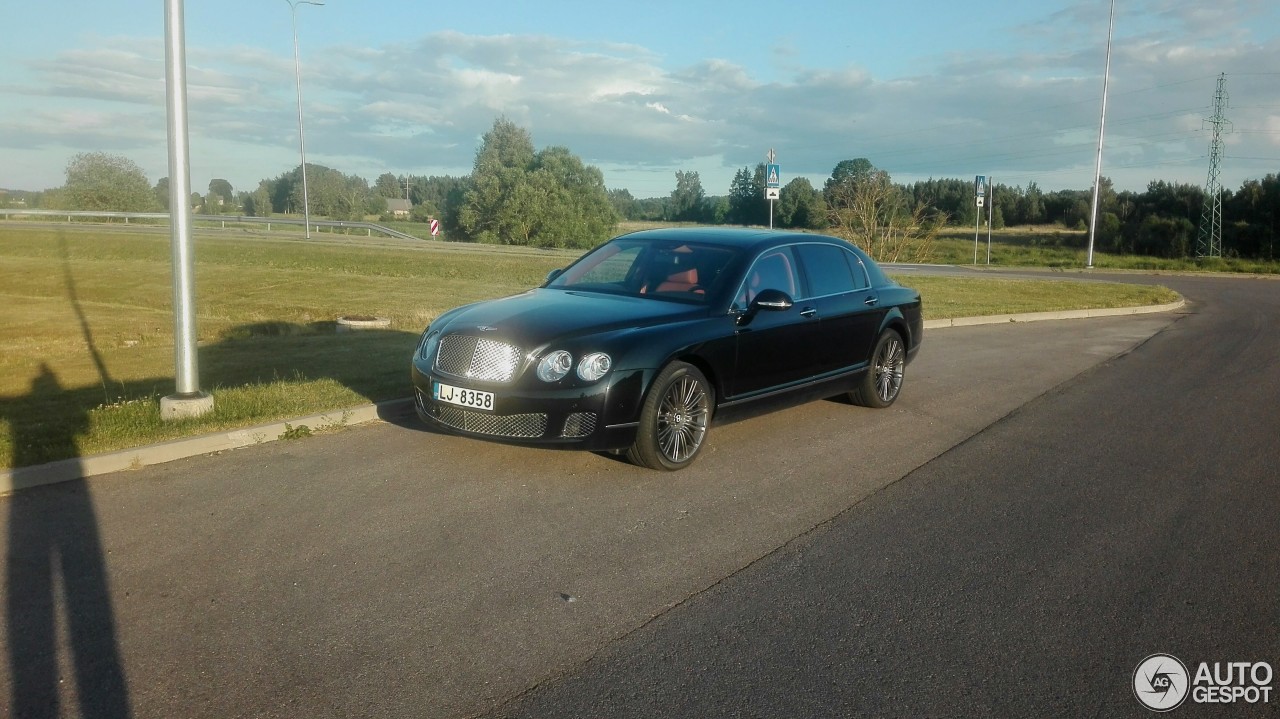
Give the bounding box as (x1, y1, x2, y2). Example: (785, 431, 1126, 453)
(1197, 73, 1230, 259)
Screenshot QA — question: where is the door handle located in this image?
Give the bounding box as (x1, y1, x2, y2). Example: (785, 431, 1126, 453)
(800, 307, 817, 318)
(864, 296, 879, 306)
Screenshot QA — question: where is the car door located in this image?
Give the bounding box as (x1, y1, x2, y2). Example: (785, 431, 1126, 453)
(793, 243, 883, 375)
(727, 245, 824, 398)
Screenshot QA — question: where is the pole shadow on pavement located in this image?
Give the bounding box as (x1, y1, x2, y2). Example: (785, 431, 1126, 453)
(3, 366, 132, 718)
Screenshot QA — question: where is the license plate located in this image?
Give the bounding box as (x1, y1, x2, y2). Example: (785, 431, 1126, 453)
(433, 382, 495, 411)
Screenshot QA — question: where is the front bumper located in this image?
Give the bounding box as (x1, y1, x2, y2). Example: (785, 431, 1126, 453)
(410, 361, 649, 451)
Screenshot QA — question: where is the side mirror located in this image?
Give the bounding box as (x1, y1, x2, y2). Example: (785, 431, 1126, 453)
(752, 288, 794, 311)
(737, 289, 794, 325)
(545, 268, 563, 284)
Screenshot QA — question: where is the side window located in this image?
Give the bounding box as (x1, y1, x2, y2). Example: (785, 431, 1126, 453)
(797, 244, 858, 297)
(846, 253, 870, 290)
(735, 246, 801, 308)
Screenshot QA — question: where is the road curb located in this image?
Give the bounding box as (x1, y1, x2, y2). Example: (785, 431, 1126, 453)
(0, 399, 414, 495)
(922, 298, 1185, 329)
(2, 299, 1186, 493)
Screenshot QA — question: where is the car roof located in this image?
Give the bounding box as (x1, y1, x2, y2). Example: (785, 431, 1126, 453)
(619, 227, 851, 253)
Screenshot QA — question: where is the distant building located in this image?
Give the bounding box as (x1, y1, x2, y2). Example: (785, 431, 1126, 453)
(385, 198, 412, 218)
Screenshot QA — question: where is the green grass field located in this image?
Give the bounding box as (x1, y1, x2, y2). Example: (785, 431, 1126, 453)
(0, 224, 1177, 469)
(933, 226, 1280, 273)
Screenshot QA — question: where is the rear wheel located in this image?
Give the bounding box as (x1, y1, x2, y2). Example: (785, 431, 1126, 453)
(849, 329, 906, 408)
(627, 361, 713, 471)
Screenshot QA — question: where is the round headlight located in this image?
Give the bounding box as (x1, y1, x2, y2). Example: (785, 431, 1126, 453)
(537, 350, 573, 382)
(577, 352, 613, 382)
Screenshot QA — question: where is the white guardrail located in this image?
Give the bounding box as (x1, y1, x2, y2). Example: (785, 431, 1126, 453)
(0, 208, 424, 242)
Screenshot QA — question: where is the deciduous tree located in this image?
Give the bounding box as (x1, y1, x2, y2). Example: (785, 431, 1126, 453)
(154, 177, 170, 210)
(823, 158, 875, 204)
(608, 188, 635, 220)
(777, 177, 824, 229)
(208, 179, 234, 208)
(670, 171, 705, 222)
(375, 172, 402, 199)
(243, 181, 273, 217)
(825, 160, 938, 263)
(62, 152, 157, 212)
(457, 118, 617, 247)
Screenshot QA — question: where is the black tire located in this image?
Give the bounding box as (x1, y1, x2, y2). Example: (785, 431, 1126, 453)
(849, 329, 906, 408)
(626, 361, 713, 471)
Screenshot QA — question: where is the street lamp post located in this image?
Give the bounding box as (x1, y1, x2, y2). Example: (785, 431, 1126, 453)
(286, 0, 323, 239)
(160, 0, 213, 420)
(1085, 0, 1116, 269)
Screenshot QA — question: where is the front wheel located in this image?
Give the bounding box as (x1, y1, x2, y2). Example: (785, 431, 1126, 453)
(849, 329, 906, 408)
(626, 361, 713, 471)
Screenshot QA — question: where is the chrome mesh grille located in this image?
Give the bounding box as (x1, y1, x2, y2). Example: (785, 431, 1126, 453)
(431, 404, 547, 438)
(435, 335, 476, 375)
(471, 338, 522, 381)
(562, 412, 598, 438)
(435, 335, 522, 382)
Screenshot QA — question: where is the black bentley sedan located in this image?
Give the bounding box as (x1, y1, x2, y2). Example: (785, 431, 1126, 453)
(411, 228, 922, 470)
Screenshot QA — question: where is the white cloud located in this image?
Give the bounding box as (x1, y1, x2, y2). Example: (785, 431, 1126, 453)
(2, 16, 1279, 196)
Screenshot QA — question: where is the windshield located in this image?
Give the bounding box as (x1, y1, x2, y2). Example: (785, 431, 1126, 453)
(547, 238, 741, 303)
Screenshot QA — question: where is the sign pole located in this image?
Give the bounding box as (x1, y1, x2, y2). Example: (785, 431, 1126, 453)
(973, 175, 986, 265)
(765, 148, 780, 229)
(987, 178, 994, 265)
(974, 212, 980, 265)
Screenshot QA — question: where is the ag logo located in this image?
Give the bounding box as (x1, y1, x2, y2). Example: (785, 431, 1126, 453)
(1134, 654, 1190, 712)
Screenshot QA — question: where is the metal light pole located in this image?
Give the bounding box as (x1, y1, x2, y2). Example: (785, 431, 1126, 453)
(1086, 0, 1116, 269)
(160, 0, 213, 420)
(286, 0, 323, 239)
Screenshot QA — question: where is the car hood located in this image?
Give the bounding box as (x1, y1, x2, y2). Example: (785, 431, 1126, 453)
(436, 288, 705, 348)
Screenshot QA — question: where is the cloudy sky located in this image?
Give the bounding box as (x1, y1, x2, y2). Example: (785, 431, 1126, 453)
(2, 0, 1279, 199)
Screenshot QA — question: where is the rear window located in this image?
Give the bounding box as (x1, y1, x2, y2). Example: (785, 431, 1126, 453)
(797, 244, 861, 297)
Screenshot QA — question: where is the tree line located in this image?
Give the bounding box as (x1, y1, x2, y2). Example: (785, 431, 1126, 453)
(7, 122, 1280, 260)
(614, 161, 1280, 261)
(12, 120, 621, 249)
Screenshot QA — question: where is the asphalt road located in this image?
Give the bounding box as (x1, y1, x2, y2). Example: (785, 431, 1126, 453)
(1, 273, 1275, 718)
(493, 273, 1280, 719)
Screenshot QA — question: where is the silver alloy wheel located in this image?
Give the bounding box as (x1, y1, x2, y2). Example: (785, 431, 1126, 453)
(656, 375, 709, 463)
(874, 334, 906, 403)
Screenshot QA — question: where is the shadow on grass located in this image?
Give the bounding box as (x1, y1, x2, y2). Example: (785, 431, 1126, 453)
(0, 324, 423, 471)
(200, 322, 420, 401)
